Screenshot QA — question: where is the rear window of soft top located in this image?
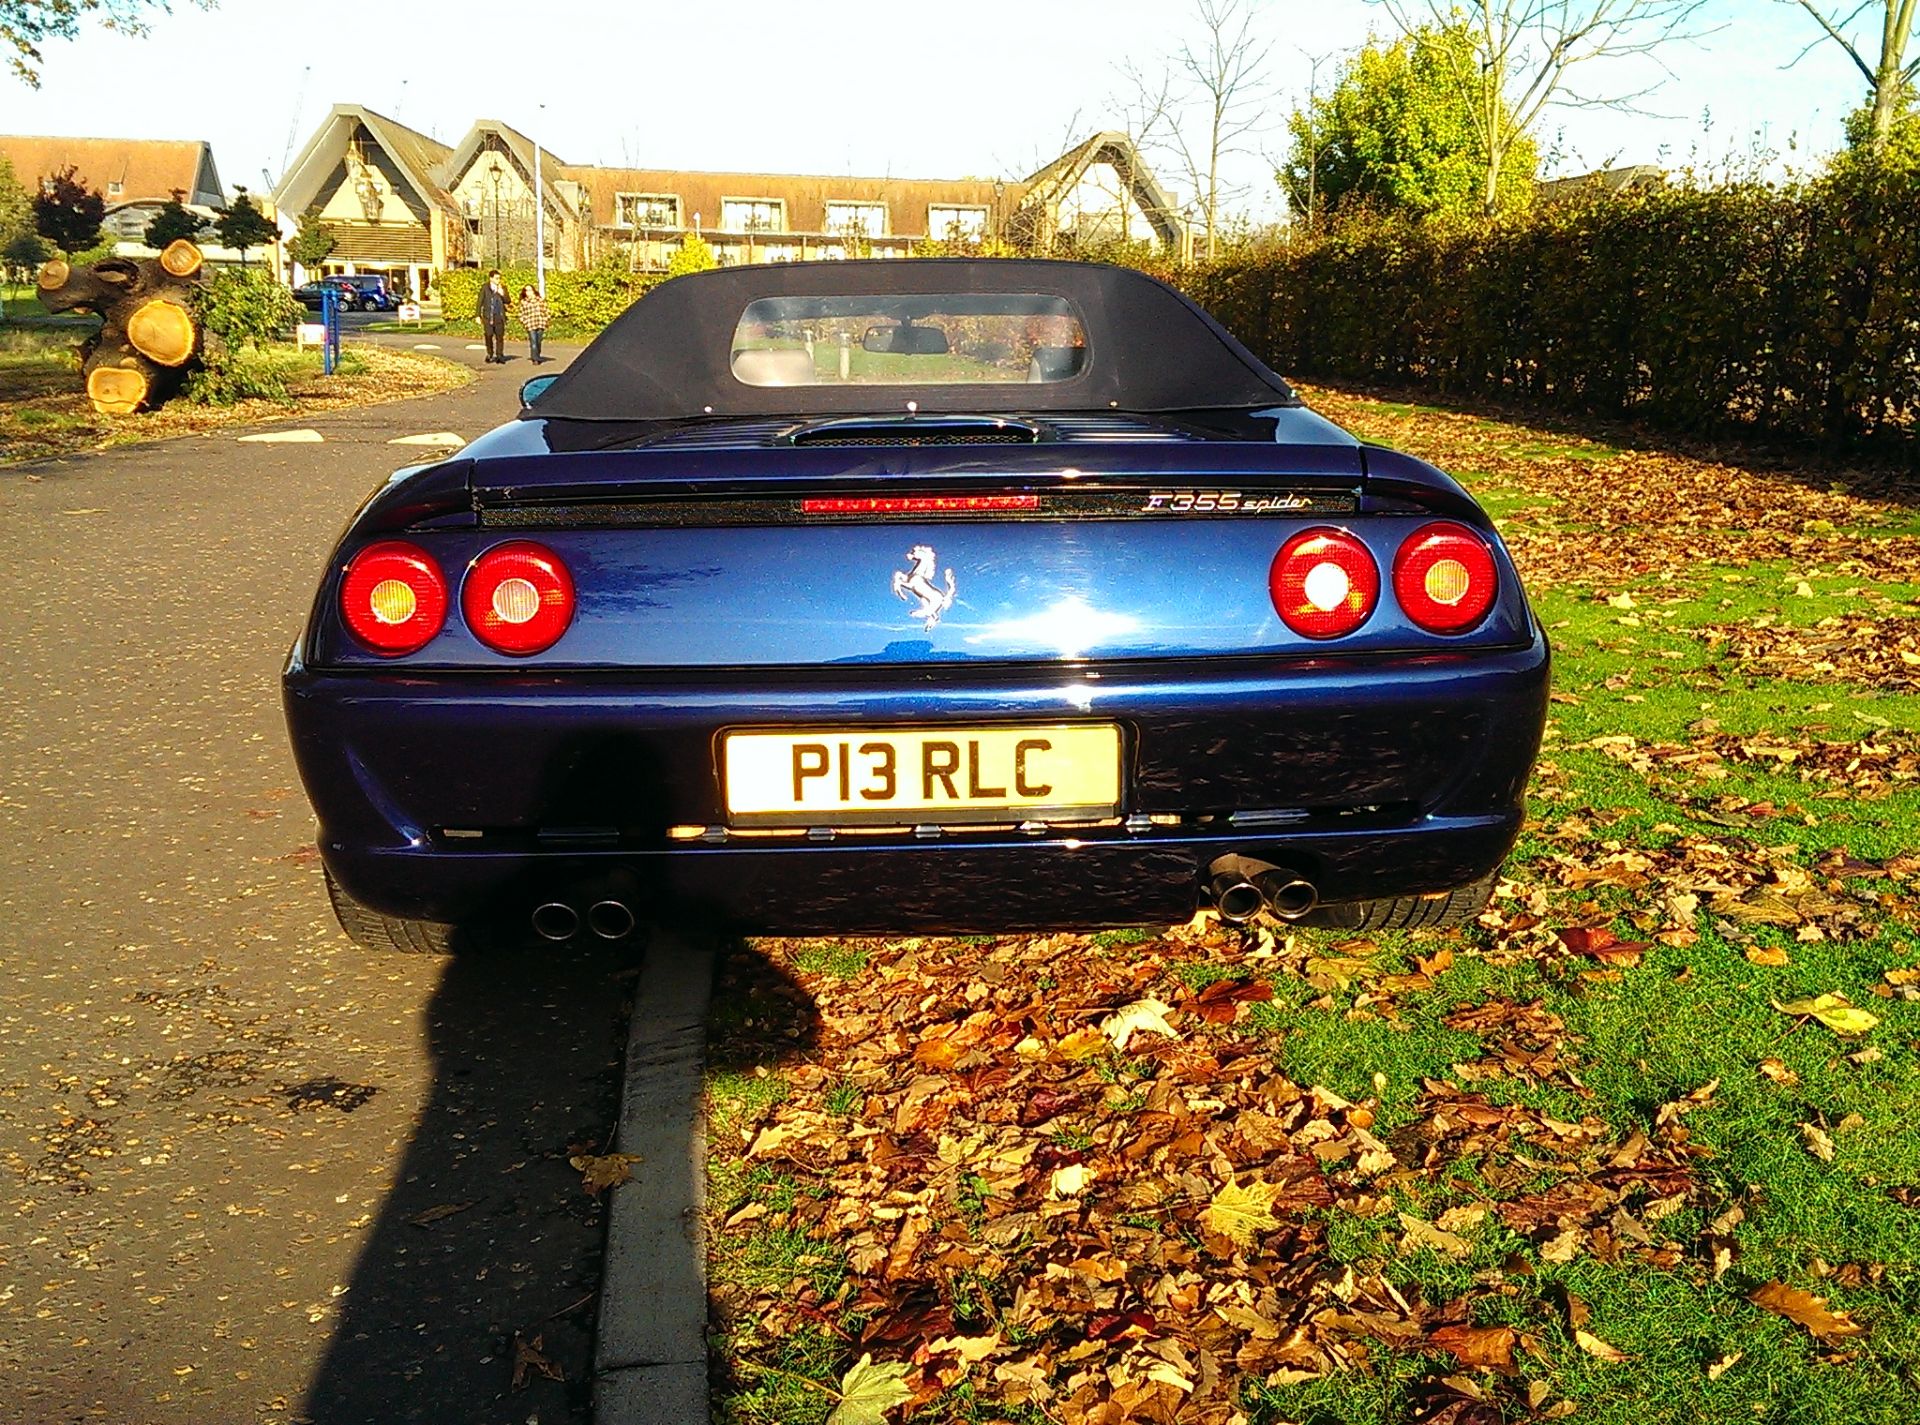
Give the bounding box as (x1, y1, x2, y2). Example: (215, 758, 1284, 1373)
(730, 292, 1087, 387)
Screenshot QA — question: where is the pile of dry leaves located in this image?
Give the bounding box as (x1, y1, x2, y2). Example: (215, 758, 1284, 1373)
(1569, 725, 1918, 802)
(707, 912, 1876, 1425)
(1703, 616, 1920, 694)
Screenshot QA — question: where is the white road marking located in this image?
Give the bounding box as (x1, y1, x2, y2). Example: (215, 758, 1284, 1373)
(412, 343, 442, 350)
(237, 429, 323, 443)
(389, 432, 467, 447)
(464, 343, 486, 351)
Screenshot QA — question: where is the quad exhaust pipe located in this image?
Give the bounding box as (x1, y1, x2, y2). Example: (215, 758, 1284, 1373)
(1208, 873, 1266, 924)
(1262, 877, 1318, 919)
(531, 901, 580, 941)
(587, 899, 636, 940)
(531, 896, 638, 942)
(1207, 856, 1318, 923)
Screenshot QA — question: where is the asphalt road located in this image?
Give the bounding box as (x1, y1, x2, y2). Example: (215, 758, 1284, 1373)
(0, 342, 633, 1425)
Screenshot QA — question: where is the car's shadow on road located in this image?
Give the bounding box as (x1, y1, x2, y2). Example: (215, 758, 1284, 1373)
(297, 936, 632, 1424)
(298, 927, 820, 1425)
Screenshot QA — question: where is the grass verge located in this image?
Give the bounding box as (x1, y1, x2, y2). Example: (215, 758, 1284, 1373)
(2, 336, 472, 465)
(704, 386, 1920, 1425)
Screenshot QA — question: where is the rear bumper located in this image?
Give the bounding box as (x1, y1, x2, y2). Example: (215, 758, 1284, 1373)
(284, 635, 1548, 933)
(318, 816, 1521, 935)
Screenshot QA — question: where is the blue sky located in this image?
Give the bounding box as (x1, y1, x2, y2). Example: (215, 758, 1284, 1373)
(0, 0, 1876, 214)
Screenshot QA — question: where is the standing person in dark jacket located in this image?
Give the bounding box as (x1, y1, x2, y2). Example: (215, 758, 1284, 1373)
(478, 270, 510, 362)
(517, 285, 551, 364)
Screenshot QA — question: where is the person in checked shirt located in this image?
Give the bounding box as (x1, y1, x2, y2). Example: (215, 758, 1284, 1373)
(518, 286, 551, 365)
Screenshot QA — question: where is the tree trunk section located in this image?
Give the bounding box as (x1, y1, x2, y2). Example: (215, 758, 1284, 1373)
(126, 299, 197, 366)
(159, 238, 204, 278)
(37, 243, 206, 413)
(83, 336, 166, 415)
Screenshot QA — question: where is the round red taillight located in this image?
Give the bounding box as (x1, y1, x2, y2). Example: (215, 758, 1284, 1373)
(1269, 528, 1379, 639)
(462, 541, 575, 655)
(339, 540, 448, 656)
(1394, 522, 1498, 633)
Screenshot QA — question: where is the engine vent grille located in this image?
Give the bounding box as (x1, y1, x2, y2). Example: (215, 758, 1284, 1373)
(1045, 416, 1199, 443)
(640, 420, 794, 451)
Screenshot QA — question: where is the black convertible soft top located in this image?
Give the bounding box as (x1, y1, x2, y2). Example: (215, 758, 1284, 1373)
(523, 258, 1295, 421)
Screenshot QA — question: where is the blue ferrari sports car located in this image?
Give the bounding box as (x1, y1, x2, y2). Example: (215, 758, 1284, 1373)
(283, 259, 1548, 952)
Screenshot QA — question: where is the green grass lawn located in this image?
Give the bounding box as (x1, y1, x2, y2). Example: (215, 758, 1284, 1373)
(703, 387, 1920, 1425)
(0, 325, 89, 397)
(2, 338, 468, 463)
(3, 282, 45, 320)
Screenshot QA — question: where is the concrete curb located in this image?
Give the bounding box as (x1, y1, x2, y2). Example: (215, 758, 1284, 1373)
(594, 935, 714, 1424)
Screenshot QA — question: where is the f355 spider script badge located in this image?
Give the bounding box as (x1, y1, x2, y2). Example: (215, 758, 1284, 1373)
(892, 544, 956, 631)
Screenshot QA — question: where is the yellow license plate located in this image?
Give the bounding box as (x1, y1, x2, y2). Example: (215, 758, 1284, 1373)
(722, 723, 1122, 827)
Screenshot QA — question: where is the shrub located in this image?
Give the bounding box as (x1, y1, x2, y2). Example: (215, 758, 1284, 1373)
(665, 232, 715, 278)
(1176, 159, 1920, 450)
(195, 267, 301, 348)
(4, 229, 53, 280)
(435, 263, 663, 332)
(183, 350, 294, 405)
(187, 268, 303, 404)
(61, 236, 119, 269)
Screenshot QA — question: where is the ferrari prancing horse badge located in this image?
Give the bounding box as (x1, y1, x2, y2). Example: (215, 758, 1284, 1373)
(892, 544, 956, 631)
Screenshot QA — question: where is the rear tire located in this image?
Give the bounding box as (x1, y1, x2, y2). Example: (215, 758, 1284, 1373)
(1305, 871, 1497, 932)
(324, 866, 457, 955)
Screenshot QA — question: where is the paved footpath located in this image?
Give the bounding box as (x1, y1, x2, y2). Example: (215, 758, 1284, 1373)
(0, 343, 694, 1425)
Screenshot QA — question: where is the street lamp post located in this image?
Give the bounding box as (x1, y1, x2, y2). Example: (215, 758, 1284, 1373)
(488, 163, 503, 268)
(533, 103, 546, 298)
(993, 179, 1005, 247)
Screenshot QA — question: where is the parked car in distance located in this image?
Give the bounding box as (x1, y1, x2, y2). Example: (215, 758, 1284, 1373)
(332, 274, 400, 311)
(284, 259, 1549, 953)
(292, 278, 359, 311)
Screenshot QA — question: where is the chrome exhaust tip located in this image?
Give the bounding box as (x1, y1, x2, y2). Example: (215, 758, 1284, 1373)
(531, 901, 579, 942)
(1209, 873, 1265, 924)
(587, 899, 636, 940)
(1258, 875, 1318, 920)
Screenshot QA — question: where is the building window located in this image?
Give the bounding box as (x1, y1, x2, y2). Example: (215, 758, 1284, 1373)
(615, 193, 680, 229)
(720, 198, 785, 233)
(824, 200, 886, 237)
(928, 204, 988, 239)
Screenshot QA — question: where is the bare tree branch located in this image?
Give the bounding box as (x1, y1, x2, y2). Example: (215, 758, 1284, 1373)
(1373, 1, 1715, 212)
(1778, 0, 1920, 154)
(1790, 0, 1883, 81)
(1123, 0, 1276, 259)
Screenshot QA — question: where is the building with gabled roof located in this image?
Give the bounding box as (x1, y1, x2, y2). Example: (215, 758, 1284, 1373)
(270, 106, 1186, 299)
(1, 133, 230, 254)
(1016, 131, 1184, 252)
(273, 104, 469, 295)
(0, 133, 224, 209)
(1537, 164, 1666, 203)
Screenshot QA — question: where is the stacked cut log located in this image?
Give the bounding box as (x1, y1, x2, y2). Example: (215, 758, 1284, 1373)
(36, 239, 206, 415)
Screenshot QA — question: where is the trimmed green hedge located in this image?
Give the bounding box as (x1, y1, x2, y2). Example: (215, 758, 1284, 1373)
(436, 263, 663, 333)
(1178, 154, 1920, 447)
(426, 161, 1917, 450)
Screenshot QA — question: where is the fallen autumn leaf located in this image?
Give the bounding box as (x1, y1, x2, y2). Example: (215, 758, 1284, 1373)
(1201, 1178, 1284, 1247)
(568, 1151, 642, 1195)
(1099, 997, 1178, 1051)
(827, 1353, 913, 1425)
(1772, 993, 1879, 1036)
(1750, 1281, 1868, 1340)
